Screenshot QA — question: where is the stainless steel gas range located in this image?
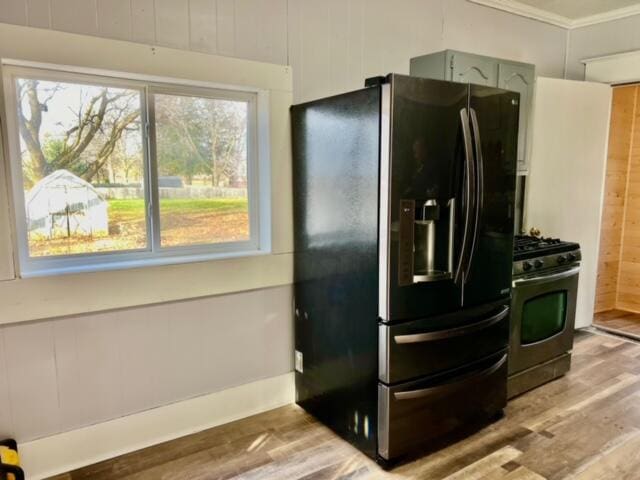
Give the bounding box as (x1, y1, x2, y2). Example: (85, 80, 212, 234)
(508, 235, 581, 399)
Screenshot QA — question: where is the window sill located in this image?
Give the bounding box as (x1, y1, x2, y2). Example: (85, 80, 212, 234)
(18, 248, 271, 279)
(0, 250, 293, 325)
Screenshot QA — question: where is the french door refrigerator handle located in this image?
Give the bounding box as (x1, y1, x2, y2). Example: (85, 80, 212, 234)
(466, 108, 484, 284)
(455, 108, 474, 285)
(393, 353, 507, 400)
(393, 305, 509, 344)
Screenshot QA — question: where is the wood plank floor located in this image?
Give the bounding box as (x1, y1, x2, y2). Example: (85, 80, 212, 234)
(594, 309, 640, 339)
(49, 331, 640, 480)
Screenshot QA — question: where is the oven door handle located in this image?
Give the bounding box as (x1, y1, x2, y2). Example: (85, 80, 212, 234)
(513, 266, 580, 287)
(393, 305, 509, 344)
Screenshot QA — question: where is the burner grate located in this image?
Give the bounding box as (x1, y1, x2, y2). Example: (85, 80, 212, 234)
(513, 235, 579, 260)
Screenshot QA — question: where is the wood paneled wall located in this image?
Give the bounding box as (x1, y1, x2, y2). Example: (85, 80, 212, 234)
(619, 87, 640, 312)
(595, 86, 636, 312)
(596, 85, 640, 313)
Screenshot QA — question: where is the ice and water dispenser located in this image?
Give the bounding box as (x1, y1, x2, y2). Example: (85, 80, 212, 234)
(398, 197, 455, 286)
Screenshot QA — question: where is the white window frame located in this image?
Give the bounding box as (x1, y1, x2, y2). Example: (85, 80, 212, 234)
(2, 62, 269, 277)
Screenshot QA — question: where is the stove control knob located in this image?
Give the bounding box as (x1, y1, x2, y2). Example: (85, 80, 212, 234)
(567, 253, 576, 262)
(534, 260, 544, 269)
(522, 261, 533, 271)
(557, 255, 567, 265)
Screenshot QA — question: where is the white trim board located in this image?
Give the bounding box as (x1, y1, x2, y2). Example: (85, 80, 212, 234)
(468, 0, 640, 29)
(583, 50, 640, 85)
(18, 372, 295, 480)
(0, 23, 294, 325)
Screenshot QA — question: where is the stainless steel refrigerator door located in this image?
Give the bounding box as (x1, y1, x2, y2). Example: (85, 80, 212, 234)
(379, 75, 470, 322)
(462, 85, 518, 308)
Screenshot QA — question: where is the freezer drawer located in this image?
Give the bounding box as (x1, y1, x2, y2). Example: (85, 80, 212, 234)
(379, 302, 509, 384)
(377, 350, 507, 460)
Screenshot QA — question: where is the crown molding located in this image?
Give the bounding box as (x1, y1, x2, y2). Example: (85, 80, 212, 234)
(468, 0, 572, 28)
(572, 4, 640, 28)
(468, 0, 640, 30)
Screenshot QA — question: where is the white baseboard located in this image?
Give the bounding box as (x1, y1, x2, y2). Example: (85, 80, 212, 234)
(19, 372, 295, 480)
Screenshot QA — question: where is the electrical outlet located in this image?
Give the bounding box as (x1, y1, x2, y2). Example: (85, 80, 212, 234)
(295, 350, 303, 373)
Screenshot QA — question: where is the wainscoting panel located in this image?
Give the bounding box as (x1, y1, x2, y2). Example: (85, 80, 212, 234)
(0, 285, 293, 442)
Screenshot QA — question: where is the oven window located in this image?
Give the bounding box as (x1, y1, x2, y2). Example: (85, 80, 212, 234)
(521, 291, 567, 344)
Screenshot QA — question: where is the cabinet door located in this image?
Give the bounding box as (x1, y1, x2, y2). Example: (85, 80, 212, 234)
(450, 53, 497, 86)
(498, 63, 534, 171)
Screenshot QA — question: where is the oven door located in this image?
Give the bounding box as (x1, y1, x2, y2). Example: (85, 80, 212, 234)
(509, 265, 579, 375)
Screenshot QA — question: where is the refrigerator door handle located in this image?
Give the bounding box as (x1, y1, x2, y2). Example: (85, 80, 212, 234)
(393, 305, 509, 344)
(466, 108, 484, 283)
(455, 108, 474, 285)
(393, 353, 507, 400)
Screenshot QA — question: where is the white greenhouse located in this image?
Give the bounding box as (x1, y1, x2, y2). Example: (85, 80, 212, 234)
(25, 170, 109, 240)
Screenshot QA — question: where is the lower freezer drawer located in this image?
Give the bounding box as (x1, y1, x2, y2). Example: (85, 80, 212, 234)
(379, 302, 509, 384)
(377, 350, 508, 460)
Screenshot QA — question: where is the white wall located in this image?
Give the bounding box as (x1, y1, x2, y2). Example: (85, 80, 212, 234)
(0, 0, 569, 103)
(288, 0, 568, 102)
(0, 23, 294, 447)
(0, 0, 289, 64)
(525, 78, 612, 329)
(0, 0, 570, 450)
(0, 285, 293, 442)
(566, 13, 640, 80)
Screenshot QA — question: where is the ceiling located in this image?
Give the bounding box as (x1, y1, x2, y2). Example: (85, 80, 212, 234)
(469, 0, 640, 28)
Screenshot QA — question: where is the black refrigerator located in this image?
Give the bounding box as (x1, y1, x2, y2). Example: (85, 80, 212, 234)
(291, 74, 518, 463)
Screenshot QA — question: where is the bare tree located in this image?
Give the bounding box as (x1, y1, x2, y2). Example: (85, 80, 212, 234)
(155, 95, 246, 187)
(17, 80, 140, 184)
(17, 79, 53, 180)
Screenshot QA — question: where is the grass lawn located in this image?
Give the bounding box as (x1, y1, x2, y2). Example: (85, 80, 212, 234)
(110, 198, 248, 215)
(28, 197, 250, 257)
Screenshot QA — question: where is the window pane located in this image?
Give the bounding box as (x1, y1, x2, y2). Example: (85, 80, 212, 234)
(154, 93, 250, 247)
(15, 77, 147, 257)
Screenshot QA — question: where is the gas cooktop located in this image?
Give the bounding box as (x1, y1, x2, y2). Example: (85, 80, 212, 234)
(514, 235, 580, 261)
(513, 235, 581, 276)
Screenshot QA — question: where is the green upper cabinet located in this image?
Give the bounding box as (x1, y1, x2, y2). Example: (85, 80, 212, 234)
(450, 53, 497, 86)
(498, 63, 534, 173)
(410, 50, 535, 174)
